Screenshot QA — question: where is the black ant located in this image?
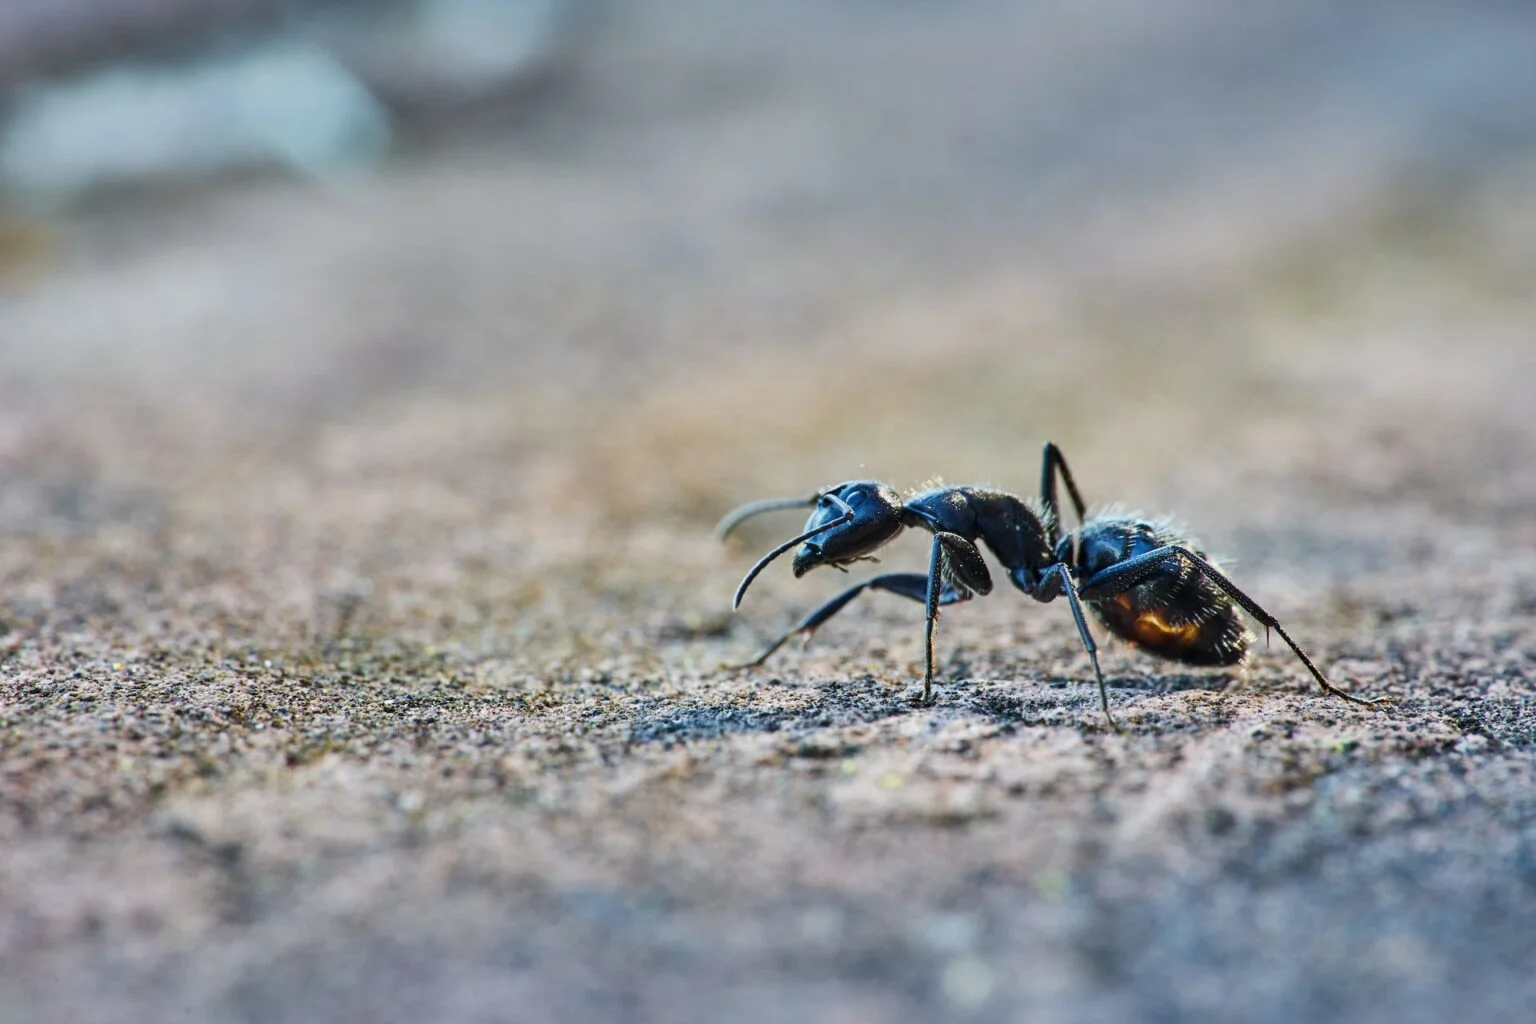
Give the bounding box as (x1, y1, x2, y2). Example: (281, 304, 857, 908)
(714, 443, 1391, 730)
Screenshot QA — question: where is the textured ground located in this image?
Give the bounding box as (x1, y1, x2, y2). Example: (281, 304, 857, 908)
(3, 3, 1536, 1022)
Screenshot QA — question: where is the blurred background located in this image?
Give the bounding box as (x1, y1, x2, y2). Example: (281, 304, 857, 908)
(3, 0, 1534, 632)
(3, 3, 1536, 1022)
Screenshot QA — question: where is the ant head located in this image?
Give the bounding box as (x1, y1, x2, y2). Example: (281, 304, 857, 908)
(791, 481, 904, 577)
(723, 480, 907, 611)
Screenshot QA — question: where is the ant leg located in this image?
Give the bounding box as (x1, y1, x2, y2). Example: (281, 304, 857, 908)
(1036, 563, 1119, 732)
(1079, 545, 1391, 708)
(1039, 442, 1089, 547)
(728, 573, 970, 671)
(923, 533, 993, 704)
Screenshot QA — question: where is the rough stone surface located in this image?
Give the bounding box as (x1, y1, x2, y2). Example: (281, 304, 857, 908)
(3, 4, 1536, 1022)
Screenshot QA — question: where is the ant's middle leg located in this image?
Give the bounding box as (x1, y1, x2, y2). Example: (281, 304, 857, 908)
(1032, 562, 1119, 731)
(727, 573, 971, 671)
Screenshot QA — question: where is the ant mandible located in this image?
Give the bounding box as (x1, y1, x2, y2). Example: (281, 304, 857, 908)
(714, 443, 1391, 730)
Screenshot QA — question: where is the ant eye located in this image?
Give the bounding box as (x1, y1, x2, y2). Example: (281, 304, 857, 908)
(847, 491, 865, 507)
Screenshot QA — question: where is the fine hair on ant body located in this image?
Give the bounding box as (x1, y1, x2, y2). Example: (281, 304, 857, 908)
(714, 443, 1391, 730)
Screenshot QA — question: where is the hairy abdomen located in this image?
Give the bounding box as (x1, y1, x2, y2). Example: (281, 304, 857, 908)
(1091, 590, 1250, 666)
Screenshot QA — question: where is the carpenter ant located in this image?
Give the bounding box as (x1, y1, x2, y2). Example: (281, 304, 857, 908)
(714, 443, 1390, 730)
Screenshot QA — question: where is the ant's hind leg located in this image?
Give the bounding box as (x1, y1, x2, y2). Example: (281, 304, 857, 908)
(1079, 545, 1392, 709)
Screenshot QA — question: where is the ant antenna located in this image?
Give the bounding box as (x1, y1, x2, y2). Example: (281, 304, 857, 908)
(732, 494, 855, 609)
(713, 494, 820, 540)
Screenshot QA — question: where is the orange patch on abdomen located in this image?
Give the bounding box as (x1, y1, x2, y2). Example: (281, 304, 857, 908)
(1109, 594, 1203, 653)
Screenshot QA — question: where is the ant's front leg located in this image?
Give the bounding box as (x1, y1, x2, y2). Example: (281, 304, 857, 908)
(922, 532, 992, 704)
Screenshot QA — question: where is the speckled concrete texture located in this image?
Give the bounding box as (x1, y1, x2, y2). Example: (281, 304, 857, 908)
(3, 4, 1536, 1022)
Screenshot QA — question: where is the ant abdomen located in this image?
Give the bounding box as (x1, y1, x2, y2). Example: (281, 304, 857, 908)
(1069, 516, 1250, 667)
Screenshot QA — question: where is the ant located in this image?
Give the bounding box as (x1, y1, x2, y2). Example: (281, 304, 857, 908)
(714, 442, 1391, 730)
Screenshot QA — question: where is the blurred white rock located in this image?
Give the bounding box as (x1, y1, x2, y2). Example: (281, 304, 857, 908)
(0, 0, 577, 207)
(0, 38, 391, 206)
(328, 0, 574, 110)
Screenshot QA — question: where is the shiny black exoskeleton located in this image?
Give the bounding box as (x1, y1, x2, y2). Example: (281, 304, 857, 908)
(715, 443, 1390, 730)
